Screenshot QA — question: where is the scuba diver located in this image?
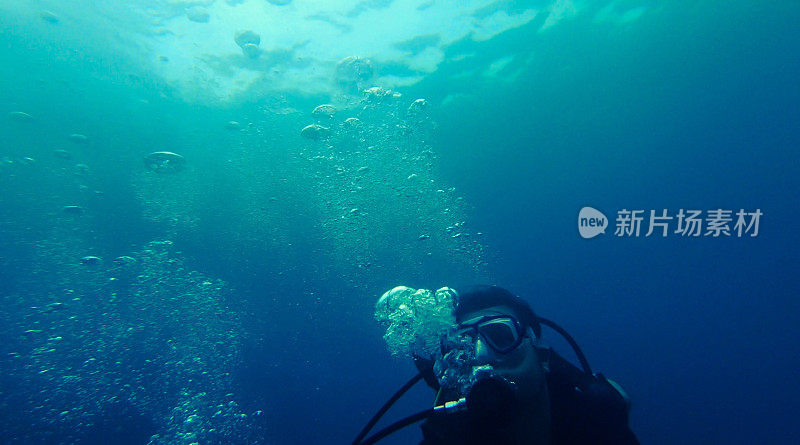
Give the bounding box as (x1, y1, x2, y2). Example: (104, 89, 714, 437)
(355, 285, 639, 445)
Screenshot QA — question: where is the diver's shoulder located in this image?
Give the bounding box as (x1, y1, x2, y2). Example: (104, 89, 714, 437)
(545, 350, 639, 445)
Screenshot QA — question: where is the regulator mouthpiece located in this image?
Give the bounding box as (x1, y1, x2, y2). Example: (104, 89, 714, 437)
(467, 376, 518, 426)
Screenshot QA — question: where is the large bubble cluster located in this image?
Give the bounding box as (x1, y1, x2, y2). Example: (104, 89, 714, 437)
(334, 56, 375, 93)
(374, 285, 501, 398)
(375, 286, 457, 359)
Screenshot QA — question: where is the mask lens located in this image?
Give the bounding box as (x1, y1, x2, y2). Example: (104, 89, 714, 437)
(478, 318, 519, 352)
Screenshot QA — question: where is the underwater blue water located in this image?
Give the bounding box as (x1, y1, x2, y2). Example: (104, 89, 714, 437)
(1, 1, 799, 444)
(429, 4, 800, 444)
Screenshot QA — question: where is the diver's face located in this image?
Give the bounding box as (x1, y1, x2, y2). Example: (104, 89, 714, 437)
(457, 305, 547, 400)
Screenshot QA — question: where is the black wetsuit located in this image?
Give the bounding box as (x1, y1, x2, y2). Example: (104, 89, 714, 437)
(418, 350, 639, 445)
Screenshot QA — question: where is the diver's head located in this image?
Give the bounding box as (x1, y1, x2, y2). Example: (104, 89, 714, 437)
(455, 285, 541, 337)
(453, 286, 547, 401)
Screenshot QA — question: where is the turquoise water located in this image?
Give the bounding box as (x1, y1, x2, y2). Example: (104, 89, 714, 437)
(1, 1, 798, 443)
